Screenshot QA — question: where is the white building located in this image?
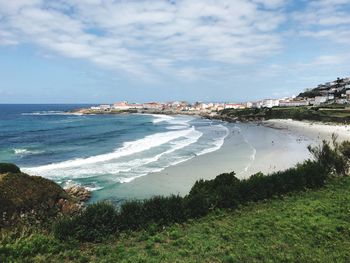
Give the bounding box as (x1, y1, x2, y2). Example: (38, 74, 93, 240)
(224, 103, 245, 109)
(99, 104, 111, 111)
(314, 96, 328, 105)
(246, 102, 253, 108)
(90, 106, 101, 110)
(113, 101, 130, 110)
(279, 100, 309, 107)
(262, 99, 279, 108)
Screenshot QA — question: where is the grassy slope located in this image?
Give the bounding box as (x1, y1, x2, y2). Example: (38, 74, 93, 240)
(2, 177, 350, 263)
(220, 106, 350, 123)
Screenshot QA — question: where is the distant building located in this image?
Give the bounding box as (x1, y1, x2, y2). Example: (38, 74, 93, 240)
(99, 104, 111, 111)
(143, 102, 162, 110)
(224, 103, 245, 109)
(113, 101, 130, 110)
(262, 99, 279, 108)
(128, 104, 143, 109)
(346, 90, 350, 100)
(245, 102, 253, 108)
(90, 106, 101, 110)
(279, 100, 309, 107)
(314, 96, 328, 105)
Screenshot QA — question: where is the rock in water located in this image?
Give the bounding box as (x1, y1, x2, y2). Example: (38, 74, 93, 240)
(65, 185, 91, 202)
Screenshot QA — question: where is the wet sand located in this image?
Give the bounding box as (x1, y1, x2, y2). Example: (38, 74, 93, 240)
(94, 122, 314, 202)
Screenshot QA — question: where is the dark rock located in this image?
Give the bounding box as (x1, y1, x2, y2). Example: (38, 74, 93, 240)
(65, 186, 91, 202)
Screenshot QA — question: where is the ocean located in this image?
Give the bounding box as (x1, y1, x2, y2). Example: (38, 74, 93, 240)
(0, 104, 235, 203)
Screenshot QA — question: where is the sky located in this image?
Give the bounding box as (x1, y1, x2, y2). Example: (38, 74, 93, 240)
(0, 0, 349, 103)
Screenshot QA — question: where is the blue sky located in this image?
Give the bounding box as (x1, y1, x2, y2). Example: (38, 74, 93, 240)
(0, 0, 349, 103)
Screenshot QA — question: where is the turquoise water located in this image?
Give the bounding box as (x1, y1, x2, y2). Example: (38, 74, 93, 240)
(0, 104, 229, 202)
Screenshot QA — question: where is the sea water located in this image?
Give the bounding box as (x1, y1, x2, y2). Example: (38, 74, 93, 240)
(0, 104, 234, 202)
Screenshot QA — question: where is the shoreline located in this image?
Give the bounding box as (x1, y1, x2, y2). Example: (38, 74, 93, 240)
(69, 110, 349, 201)
(262, 119, 350, 142)
(91, 121, 314, 202)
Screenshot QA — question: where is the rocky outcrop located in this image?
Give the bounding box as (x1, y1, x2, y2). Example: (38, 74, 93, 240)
(0, 163, 90, 228)
(65, 185, 91, 202)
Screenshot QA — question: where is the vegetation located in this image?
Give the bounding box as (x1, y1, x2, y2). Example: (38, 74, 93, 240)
(219, 105, 350, 123)
(1, 176, 350, 262)
(1, 139, 349, 261)
(0, 171, 68, 216)
(0, 166, 77, 228)
(0, 163, 21, 174)
(50, 139, 350, 242)
(297, 89, 322, 98)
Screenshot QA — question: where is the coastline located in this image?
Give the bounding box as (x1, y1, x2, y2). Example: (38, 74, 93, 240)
(67, 108, 350, 201)
(91, 122, 314, 201)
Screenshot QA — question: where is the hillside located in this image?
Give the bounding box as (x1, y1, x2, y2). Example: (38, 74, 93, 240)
(0, 164, 84, 228)
(1, 176, 350, 262)
(218, 104, 350, 123)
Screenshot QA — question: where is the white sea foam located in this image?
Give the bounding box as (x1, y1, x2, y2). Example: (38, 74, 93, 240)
(23, 116, 232, 186)
(166, 125, 189, 130)
(84, 185, 104, 191)
(197, 125, 229, 156)
(23, 126, 202, 177)
(21, 111, 81, 116)
(151, 114, 175, 124)
(13, 148, 42, 155)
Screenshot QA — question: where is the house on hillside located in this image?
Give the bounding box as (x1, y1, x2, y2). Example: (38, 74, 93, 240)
(262, 99, 280, 108)
(224, 103, 245, 109)
(279, 100, 309, 107)
(99, 104, 111, 111)
(143, 102, 163, 110)
(113, 101, 130, 110)
(314, 96, 328, 105)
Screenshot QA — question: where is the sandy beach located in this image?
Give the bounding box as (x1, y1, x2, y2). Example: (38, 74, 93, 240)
(263, 119, 350, 142)
(93, 121, 318, 202)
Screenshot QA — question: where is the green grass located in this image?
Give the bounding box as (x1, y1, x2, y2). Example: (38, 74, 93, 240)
(221, 105, 350, 123)
(2, 177, 350, 262)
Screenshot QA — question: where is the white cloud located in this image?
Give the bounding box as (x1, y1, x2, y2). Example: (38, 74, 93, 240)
(0, 0, 286, 78)
(293, 0, 350, 43)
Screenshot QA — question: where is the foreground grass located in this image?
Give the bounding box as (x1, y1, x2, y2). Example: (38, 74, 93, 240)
(2, 177, 350, 263)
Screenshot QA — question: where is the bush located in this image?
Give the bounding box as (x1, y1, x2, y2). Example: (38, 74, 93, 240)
(0, 163, 20, 174)
(53, 202, 118, 242)
(143, 195, 186, 225)
(188, 173, 242, 209)
(51, 139, 349, 242)
(308, 135, 349, 176)
(184, 192, 211, 218)
(53, 216, 76, 241)
(340, 141, 350, 160)
(118, 200, 144, 230)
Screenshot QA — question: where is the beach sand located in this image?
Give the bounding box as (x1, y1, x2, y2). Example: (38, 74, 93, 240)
(263, 119, 350, 142)
(96, 122, 317, 202)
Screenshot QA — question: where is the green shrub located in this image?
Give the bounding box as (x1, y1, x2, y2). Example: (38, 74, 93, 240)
(119, 200, 144, 230)
(308, 136, 349, 176)
(53, 202, 118, 242)
(0, 163, 20, 174)
(185, 192, 211, 218)
(53, 216, 78, 241)
(143, 195, 186, 225)
(340, 141, 350, 160)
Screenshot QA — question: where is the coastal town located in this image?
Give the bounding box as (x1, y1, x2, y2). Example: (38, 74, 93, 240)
(80, 77, 350, 115)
